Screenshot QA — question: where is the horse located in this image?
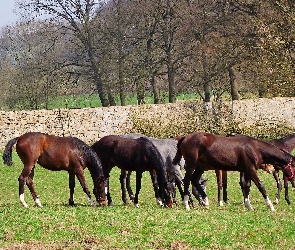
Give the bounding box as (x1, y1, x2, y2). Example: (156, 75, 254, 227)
(2, 132, 107, 208)
(263, 133, 295, 205)
(217, 133, 295, 206)
(91, 135, 173, 208)
(121, 133, 207, 207)
(173, 132, 295, 211)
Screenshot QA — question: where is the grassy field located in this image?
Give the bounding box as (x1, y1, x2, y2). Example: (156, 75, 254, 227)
(1, 153, 295, 249)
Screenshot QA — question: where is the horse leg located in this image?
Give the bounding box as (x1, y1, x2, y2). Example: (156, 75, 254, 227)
(126, 171, 135, 202)
(239, 172, 253, 210)
(149, 170, 163, 206)
(75, 171, 96, 207)
(183, 166, 200, 210)
(174, 167, 196, 207)
(18, 164, 36, 208)
(119, 170, 129, 204)
(25, 167, 43, 207)
(169, 173, 178, 206)
(222, 171, 229, 205)
(175, 176, 183, 205)
(69, 172, 75, 206)
(105, 177, 114, 206)
(216, 170, 223, 206)
(273, 170, 282, 204)
(283, 174, 291, 205)
(191, 169, 208, 208)
(134, 171, 143, 208)
(248, 170, 275, 211)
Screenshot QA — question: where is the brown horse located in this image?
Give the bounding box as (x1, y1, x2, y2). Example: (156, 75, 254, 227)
(91, 135, 173, 208)
(173, 132, 295, 211)
(3, 132, 107, 208)
(264, 133, 295, 205)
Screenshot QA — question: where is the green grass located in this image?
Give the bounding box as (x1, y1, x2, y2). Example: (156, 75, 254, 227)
(37, 92, 200, 110)
(1, 154, 295, 249)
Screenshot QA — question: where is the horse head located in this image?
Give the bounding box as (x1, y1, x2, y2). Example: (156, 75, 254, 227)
(162, 182, 174, 208)
(282, 156, 295, 187)
(93, 175, 107, 206)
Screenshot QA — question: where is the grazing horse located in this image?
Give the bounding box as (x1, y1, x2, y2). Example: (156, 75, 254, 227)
(91, 135, 173, 208)
(173, 132, 295, 211)
(2, 132, 107, 208)
(264, 133, 295, 205)
(121, 133, 207, 207)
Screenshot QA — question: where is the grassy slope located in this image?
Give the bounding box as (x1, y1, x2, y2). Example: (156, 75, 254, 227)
(1, 154, 295, 249)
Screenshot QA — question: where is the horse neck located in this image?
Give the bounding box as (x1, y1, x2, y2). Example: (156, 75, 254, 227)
(271, 134, 295, 152)
(280, 136, 295, 152)
(86, 151, 104, 179)
(262, 146, 289, 167)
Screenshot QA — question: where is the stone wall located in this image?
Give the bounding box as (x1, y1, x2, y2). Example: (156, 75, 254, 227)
(0, 97, 294, 150)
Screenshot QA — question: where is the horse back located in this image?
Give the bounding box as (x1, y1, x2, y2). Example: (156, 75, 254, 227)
(16, 132, 83, 171)
(181, 132, 262, 171)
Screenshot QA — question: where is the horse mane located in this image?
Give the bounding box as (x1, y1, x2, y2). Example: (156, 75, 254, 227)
(3, 137, 19, 166)
(71, 137, 104, 177)
(138, 137, 167, 185)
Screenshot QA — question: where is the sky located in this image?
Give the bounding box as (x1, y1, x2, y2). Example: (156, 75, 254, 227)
(0, 0, 19, 28)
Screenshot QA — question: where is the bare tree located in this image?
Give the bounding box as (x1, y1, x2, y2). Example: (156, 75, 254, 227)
(17, 0, 111, 107)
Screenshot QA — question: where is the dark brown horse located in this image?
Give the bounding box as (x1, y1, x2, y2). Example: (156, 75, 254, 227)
(91, 135, 173, 208)
(3, 132, 107, 208)
(173, 132, 295, 211)
(264, 133, 295, 205)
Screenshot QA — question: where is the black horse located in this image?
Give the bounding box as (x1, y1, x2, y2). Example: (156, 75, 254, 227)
(91, 135, 173, 208)
(3, 132, 107, 208)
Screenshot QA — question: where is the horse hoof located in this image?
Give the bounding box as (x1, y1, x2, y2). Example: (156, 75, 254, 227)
(108, 202, 114, 207)
(134, 204, 139, 208)
(69, 199, 75, 206)
(35, 198, 43, 208)
(22, 203, 29, 208)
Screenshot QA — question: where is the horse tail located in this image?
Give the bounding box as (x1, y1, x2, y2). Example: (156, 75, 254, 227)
(3, 137, 19, 166)
(172, 136, 186, 165)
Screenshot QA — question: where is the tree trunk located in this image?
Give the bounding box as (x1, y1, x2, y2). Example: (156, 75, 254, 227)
(118, 57, 125, 106)
(228, 66, 239, 100)
(202, 52, 211, 102)
(151, 75, 160, 104)
(168, 65, 176, 103)
(136, 78, 145, 105)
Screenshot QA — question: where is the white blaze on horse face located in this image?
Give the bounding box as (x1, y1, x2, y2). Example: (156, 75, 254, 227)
(105, 187, 108, 195)
(35, 198, 43, 208)
(265, 197, 275, 211)
(20, 194, 28, 208)
(183, 195, 190, 210)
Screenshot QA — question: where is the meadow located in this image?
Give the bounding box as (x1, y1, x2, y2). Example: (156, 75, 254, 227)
(1, 153, 295, 249)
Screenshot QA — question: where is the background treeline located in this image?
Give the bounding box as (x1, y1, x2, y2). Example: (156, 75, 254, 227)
(0, 0, 295, 110)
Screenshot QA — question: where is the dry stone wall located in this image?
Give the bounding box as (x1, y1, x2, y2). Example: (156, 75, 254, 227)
(0, 97, 294, 150)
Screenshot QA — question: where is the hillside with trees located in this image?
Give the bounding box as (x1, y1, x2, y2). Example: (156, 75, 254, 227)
(0, 0, 294, 110)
